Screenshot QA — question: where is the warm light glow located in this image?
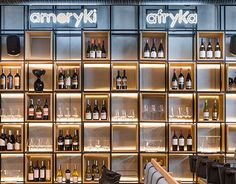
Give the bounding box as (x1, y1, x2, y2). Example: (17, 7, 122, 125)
(140, 64, 165, 68)
(29, 123, 52, 127)
(198, 123, 220, 128)
(197, 64, 220, 69)
(56, 124, 81, 128)
(169, 124, 192, 128)
(112, 93, 137, 98)
(113, 147, 137, 151)
(169, 118, 193, 123)
(170, 66, 192, 69)
(57, 93, 81, 98)
(1, 177, 24, 182)
(57, 118, 81, 122)
(141, 88, 166, 91)
(1, 118, 24, 123)
(199, 95, 220, 99)
(84, 123, 110, 127)
(29, 63, 52, 69)
(120, 177, 138, 182)
(1, 154, 23, 158)
(140, 147, 165, 152)
(140, 123, 165, 128)
(173, 177, 192, 181)
(57, 154, 81, 157)
(112, 119, 138, 122)
(84, 64, 110, 68)
(169, 93, 192, 98)
(226, 94, 236, 99)
(85, 95, 108, 98)
(0, 66, 22, 69)
(113, 65, 137, 69)
(1, 94, 23, 98)
(112, 153, 138, 156)
(85, 88, 110, 91)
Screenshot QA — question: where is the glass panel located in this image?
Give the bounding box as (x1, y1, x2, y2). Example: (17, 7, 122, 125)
(225, 6, 236, 30)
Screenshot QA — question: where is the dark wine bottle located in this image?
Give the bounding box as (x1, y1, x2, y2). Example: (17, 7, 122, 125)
(172, 129, 178, 151)
(86, 40, 91, 58)
(179, 130, 185, 151)
(39, 160, 46, 182)
(28, 99, 35, 120)
(157, 38, 164, 58)
(43, 99, 49, 120)
(65, 69, 71, 89)
(85, 99, 92, 120)
(34, 160, 40, 182)
(58, 68, 65, 89)
(7, 69, 13, 89)
(187, 130, 192, 151)
(186, 69, 192, 90)
(35, 99, 43, 120)
(121, 70, 127, 90)
(144, 39, 150, 58)
(65, 164, 71, 183)
(215, 38, 221, 59)
(102, 40, 106, 58)
(0, 67, 6, 89)
(14, 69, 21, 89)
(206, 38, 213, 59)
(116, 70, 122, 90)
(171, 69, 178, 90)
(199, 38, 206, 59)
(15, 130, 21, 151)
(150, 38, 157, 58)
(178, 68, 185, 90)
(57, 129, 64, 151)
(101, 100, 107, 120)
(6, 129, 15, 151)
(64, 129, 72, 151)
(71, 68, 79, 89)
(72, 129, 79, 151)
(93, 99, 99, 120)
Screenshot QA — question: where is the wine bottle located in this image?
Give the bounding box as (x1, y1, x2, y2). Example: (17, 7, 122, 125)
(179, 130, 185, 151)
(86, 40, 91, 58)
(28, 99, 35, 120)
(71, 68, 79, 89)
(203, 100, 210, 120)
(157, 39, 164, 58)
(92, 160, 96, 180)
(94, 160, 100, 181)
(34, 160, 40, 181)
(72, 164, 79, 183)
(56, 165, 63, 183)
(121, 70, 127, 90)
(90, 39, 96, 58)
(57, 129, 64, 151)
(43, 99, 49, 120)
(215, 38, 221, 59)
(171, 69, 178, 90)
(0, 67, 6, 89)
(178, 68, 185, 90)
(85, 160, 92, 181)
(7, 69, 13, 89)
(94, 39, 97, 53)
(186, 69, 192, 90)
(212, 99, 218, 121)
(65, 164, 71, 183)
(35, 99, 43, 120)
(72, 129, 79, 151)
(116, 70, 122, 90)
(150, 38, 157, 58)
(199, 38, 206, 59)
(143, 39, 150, 58)
(46, 160, 51, 182)
(14, 69, 21, 89)
(101, 100, 107, 120)
(101, 40, 106, 58)
(6, 130, 15, 151)
(93, 99, 99, 120)
(85, 99, 92, 120)
(64, 129, 72, 151)
(15, 130, 21, 151)
(0, 129, 6, 151)
(58, 68, 65, 89)
(96, 39, 102, 58)
(39, 160, 46, 181)
(28, 160, 34, 181)
(172, 129, 178, 151)
(101, 160, 106, 171)
(206, 38, 213, 59)
(187, 130, 192, 151)
(65, 69, 71, 89)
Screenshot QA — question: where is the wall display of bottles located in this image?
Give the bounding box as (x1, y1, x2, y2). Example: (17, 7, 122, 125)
(1, 4, 236, 184)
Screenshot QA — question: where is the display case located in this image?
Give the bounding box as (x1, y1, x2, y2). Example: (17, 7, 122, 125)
(226, 124, 236, 153)
(226, 62, 236, 91)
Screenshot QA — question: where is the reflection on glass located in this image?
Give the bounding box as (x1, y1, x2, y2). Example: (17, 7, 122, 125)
(142, 140, 164, 152)
(56, 106, 81, 122)
(142, 104, 165, 120)
(169, 106, 192, 121)
(28, 138, 52, 151)
(85, 139, 110, 152)
(112, 109, 137, 121)
(0, 108, 23, 122)
(198, 136, 221, 152)
(1, 169, 22, 182)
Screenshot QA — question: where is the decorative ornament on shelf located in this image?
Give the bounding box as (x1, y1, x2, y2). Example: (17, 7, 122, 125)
(230, 35, 236, 56)
(6, 35, 21, 56)
(33, 69, 46, 92)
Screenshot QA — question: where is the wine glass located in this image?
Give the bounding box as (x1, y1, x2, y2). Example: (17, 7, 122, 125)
(57, 107, 63, 120)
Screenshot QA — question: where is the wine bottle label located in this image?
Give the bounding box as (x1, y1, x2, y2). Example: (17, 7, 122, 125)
(178, 77, 184, 84)
(122, 79, 127, 88)
(58, 141, 64, 145)
(179, 138, 185, 146)
(28, 173, 34, 181)
(203, 112, 210, 119)
(73, 176, 78, 183)
(73, 142, 78, 146)
(102, 53, 106, 58)
(1, 78, 5, 85)
(90, 51, 96, 58)
(66, 78, 71, 86)
(86, 174, 92, 180)
(144, 51, 150, 58)
(34, 170, 39, 178)
(29, 108, 35, 116)
(187, 138, 192, 146)
(172, 81, 178, 89)
(172, 138, 178, 146)
(158, 51, 164, 58)
(14, 77, 20, 87)
(36, 111, 42, 119)
(207, 51, 213, 58)
(101, 112, 107, 120)
(94, 174, 100, 180)
(43, 108, 49, 116)
(7, 143, 14, 150)
(96, 50, 102, 58)
(46, 170, 51, 181)
(86, 113, 92, 120)
(66, 173, 71, 180)
(57, 176, 63, 183)
(65, 139, 72, 145)
(212, 112, 218, 120)
(15, 142, 21, 150)
(186, 81, 192, 89)
(199, 51, 206, 58)
(215, 50, 221, 58)
(72, 80, 78, 85)
(86, 53, 90, 58)
(0, 139, 5, 146)
(93, 112, 99, 120)
(58, 79, 64, 85)
(116, 79, 122, 88)
(151, 51, 157, 58)
(40, 170, 45, 178)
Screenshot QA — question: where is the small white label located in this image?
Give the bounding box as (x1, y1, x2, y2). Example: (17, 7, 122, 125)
(86, 113, 92, 120)
(28, 173, 34, 181)
(179, 138, 185, 146)
(212, 112, 218, 120)
(158, 51, 164, 58)
(66, 173, 71, 180)
(65, 139, 72, 145)
(15, 142, 21, 150)
(58, 142, 64, 145)
(178, 77, 184, 84)
(186, 81, 192, 89)
(207, 51, 213, 58)
(7, 143, 14, 150)
(43, 108, 49, 116)
(29, 108, 35, 116)
(215, 50, 221, 58)
(200, 51, 206, 58)
(144, 51, 150, 58)
(172, 138, 178, 146)
(73, 177, 78, 183)
(72, 80, 78, 85)
(36, 111, 42, 119)
(58, 80, 64, 85)
(101, 112, 107, 120)
(204, 112, 210, 120)
(116, 79, 122, 88)
(46, 170, 51, 181)
(40, 170, 45, 178)
(34, 170, 39, 178)
(90, 51, 96, 58)
(73, 142, 78, 146)
(96, 50, 102, 58)
(57, 176, 63, 183)
(0, 139, 5, 146)
(93, 113, 99, 120)
(151, 51, 157, 58)
(65, 78, 71, 86)
(187, 138, 192, 146)
(172, 81, 178, 89)
(14, 77, 20, 87)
